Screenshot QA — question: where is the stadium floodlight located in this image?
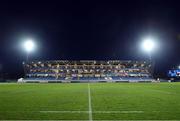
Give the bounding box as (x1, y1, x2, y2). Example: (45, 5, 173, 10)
(141, 37, 156, 53)
(23, 39, 35, 53)
(141, 36, 158, 60)
(22, 39, 36, 61)
(140, 36, 158, 78)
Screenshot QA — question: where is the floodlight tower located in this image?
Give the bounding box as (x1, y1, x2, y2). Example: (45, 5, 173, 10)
(141, 36, 157, 78)
(141, 37, 156, 61)
(23, 39, 36, 61)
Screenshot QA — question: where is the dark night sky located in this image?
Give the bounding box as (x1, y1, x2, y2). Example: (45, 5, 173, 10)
(0, 0, 180, 78)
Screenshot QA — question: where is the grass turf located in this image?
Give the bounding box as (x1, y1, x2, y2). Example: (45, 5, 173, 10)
(0, 82, 180, 120)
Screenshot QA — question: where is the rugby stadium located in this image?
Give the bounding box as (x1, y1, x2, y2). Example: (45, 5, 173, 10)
(1, 0, 180, 120)
(21, 60, 154, 83)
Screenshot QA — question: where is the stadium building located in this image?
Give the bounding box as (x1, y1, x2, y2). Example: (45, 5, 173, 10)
(22, 60, 154, 82)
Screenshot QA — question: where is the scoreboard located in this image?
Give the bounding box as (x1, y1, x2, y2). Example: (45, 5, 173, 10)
(168, 69, 180, 77)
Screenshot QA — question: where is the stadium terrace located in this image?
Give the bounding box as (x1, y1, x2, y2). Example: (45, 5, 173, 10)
(20, 60, 154, 83)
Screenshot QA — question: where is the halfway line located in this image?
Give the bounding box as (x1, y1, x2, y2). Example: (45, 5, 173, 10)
(88, 83, 93, 121)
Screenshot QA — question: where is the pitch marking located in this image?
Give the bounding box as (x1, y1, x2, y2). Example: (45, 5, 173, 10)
(88, 83, 93, 121)
(0, 120, 180, 121)
(40, 111, 88, 113)
(40, 110, 143, 114)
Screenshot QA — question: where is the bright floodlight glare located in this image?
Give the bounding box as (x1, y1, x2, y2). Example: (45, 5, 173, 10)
(141, 37, 156, 53)
(23, 39, 35, 53)
(178, 65, 180, 69)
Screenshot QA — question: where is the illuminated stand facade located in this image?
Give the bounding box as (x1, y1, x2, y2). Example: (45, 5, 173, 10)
(23, 60, 153, 82)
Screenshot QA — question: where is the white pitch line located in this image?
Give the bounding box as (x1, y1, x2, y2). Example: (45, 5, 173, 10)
(88, 83, 93, 121)
(39, 110, 144, 114)
(2, 120, 179, 121)
(40, 111, 89, 113)
(93, 111, 144, 114)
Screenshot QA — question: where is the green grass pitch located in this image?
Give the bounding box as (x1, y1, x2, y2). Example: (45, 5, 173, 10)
(0, 82, 180, 120)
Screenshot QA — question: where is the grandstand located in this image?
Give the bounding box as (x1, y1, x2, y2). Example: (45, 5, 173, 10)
(21, 60, 154, 82)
